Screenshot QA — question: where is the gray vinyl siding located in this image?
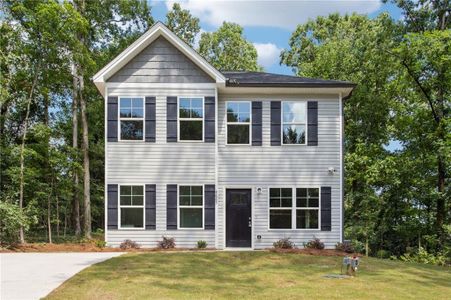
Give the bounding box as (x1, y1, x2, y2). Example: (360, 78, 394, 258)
(106, 86, 215, 247)
(108, 36, 214, 83)
(217, 94, 341, 249)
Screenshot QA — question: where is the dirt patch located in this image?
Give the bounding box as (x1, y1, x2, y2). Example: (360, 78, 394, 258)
(0, 243, 217, 253)
(269, 248, 362, 257)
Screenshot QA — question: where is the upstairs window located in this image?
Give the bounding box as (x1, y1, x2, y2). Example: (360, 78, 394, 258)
(119, 185, 144, 229)
(227, 102, 251, 144)
(179, 97, 203, 141)
(179, 186, 203, 228)
(119, 97, 144, 140)
(282, 101, 306, 144)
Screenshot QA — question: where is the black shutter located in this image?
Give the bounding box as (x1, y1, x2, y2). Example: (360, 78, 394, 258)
(321, 187, 332, 231)
(204, 96, 215, 143)
(204, 185, 215, 230)
(167, 96, 178, 142)
(252, 101, 262, 146)
(167, 184, 177, 230)
(145, 97, 156, 142)
(107, 96, 118, 142)
(307, 101, 318, 146)
(270, 101, 281, 146)
(107, 184, 118, 229)
(145, 184, 156, 230)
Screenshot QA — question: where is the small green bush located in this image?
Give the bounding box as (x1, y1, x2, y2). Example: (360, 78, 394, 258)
(400, 247, 447, 266)
(303, 238, 325, 250)
(376, 249, 391, 259)
(335, 242, 354, 253)
(0, 201, 30, 246)
(119, 239, 140, 250)
(273, 238, 295, 249)
(196, 240, 207, 249)
(351, 240, 365, 254)
(158, 236, 175, 249)
(95, 240, 107, 248)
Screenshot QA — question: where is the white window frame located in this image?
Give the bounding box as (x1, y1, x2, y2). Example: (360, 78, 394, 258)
(225, 101, 252, 145)
(268, 186, 321, 230)
(118, 96, 145, 142)
(118, 184, 145, 230)
(178, 184, 204, 230)
(295, 187, 321, 230)
(177, 96, 205, 142)
(281, 101, 307, 145)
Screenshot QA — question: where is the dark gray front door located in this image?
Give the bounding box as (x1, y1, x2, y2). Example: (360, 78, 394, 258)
(226, 189, 252, 248)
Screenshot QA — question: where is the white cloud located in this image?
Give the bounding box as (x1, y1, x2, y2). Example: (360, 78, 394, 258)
(164, 0, 382, 30)
(253, 43, 283, 68)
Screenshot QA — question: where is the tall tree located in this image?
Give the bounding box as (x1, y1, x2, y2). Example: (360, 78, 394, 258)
(166, 3, 200, 46)
(198, 22, 261, 71)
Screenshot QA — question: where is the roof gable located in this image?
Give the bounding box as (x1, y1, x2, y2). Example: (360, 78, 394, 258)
(93, 22, 225, 94)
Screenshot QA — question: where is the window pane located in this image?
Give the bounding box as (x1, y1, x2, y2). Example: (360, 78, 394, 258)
(121, 120, 143, 140)
(227, 102, 239, 113)
(120, 108, 132, 118)
(180, 208, 202, 228)
(120, 98, 131, 108)
(270, 210, 292, 229)
(283, 124, 306, 144)
(132, 196, 143, 206)
(121, 186, 131, 195)
(231, 193, 248, 205)
(238, 113, 250, 122)
(191, 196, 203, 206)
(132, 98, 143, 108)
(296, 210, 319, 229)
(281, 198, 292, 207)
(270, 198, 280, 207)
(283, 102, 305, 123)
(308, 188, 319, 198)
(132, 186, 143, 195)
(270, 188, 280, 198)
(238, 102, 250, 113)
(180, 120, 202, 140)
(281, 188, 292, 198)
(120, 195, 132, 205)
(130, 108, 143, 118)
(192, 108, 203, 118)
(296, 188, 319, 207)
(227, 125, 249, 144)
(179, 99, 190, 108)
(191, 186, 203, 195)
(121, 208, 143, 228)
(227, 112, 239, 122)
(191, 98, 203, 108)
(297, 188, 307, 198)
(180, 196, 190, 206)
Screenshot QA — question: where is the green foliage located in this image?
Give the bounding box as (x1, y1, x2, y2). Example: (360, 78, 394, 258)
(335, 242, 354, 253)
(399, 247, 448, 266)
(196, 240, 207, 249)
(0, 201, 30, 245)
(166, 3, 200, 46)
(376, 249, 392, 259)
(95, 239, 107, 248)
(303, 238, 325, 250)
(198, 22, 262, 71)
(273, 238, 295, 249)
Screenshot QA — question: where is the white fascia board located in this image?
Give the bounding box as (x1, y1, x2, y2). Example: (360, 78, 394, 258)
(92, 22, 225, 96)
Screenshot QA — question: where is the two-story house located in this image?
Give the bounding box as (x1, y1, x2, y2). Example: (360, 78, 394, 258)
(93, 22, 355, 249)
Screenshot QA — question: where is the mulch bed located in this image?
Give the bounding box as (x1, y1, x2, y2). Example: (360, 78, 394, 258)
(269, 248, 362, 257)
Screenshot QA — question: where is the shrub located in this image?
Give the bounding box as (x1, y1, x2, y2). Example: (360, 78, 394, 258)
(351, 240, 365, 254)
(119, 239, 140, 250)
(376, 249, 391, 259)
(95, 240, 107, 248)
(335, 241, 354, 253)
(303, 238, 325, 250)
(158, 236, 175, 249)
(399, 247, 447, 266)
(273, 238, 295, 249)
(0, 201, 30, 246)
(196, 240, 207, 249)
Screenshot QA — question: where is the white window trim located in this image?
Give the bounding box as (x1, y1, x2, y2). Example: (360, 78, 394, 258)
(177, 184, 205, 230)
(281, 101, 307, 145)
(268, 186, 321, 231)
(225, 101, 252, 145)
(118, 184, 145, 230)
(118, 96, 145, 142)
(177, 96, 205, 142)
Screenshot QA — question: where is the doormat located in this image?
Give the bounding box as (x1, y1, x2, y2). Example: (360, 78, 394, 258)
(323, 274, 352, 279)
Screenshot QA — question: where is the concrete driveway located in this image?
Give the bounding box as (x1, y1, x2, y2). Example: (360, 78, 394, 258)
(0, 252, 123, 300)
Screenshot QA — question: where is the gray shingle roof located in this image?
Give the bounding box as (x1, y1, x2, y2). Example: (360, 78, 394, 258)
(222, 71, 356, 88)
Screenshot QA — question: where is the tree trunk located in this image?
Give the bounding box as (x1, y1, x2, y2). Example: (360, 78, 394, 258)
(47, 192, 52, 244)
(56, 194, 60, 238)
(71, 65, 81, 236)
(79, 74, 91, 238)
(18, 70, 39, 244)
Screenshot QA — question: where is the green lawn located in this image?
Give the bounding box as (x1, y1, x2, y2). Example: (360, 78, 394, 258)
(46, 251, 451, 300)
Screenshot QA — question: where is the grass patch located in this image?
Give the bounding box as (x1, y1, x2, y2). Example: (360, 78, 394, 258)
(46, 251, 451, 300)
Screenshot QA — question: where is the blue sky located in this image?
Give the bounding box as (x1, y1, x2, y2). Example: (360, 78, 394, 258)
(150, 0, 402, 75)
